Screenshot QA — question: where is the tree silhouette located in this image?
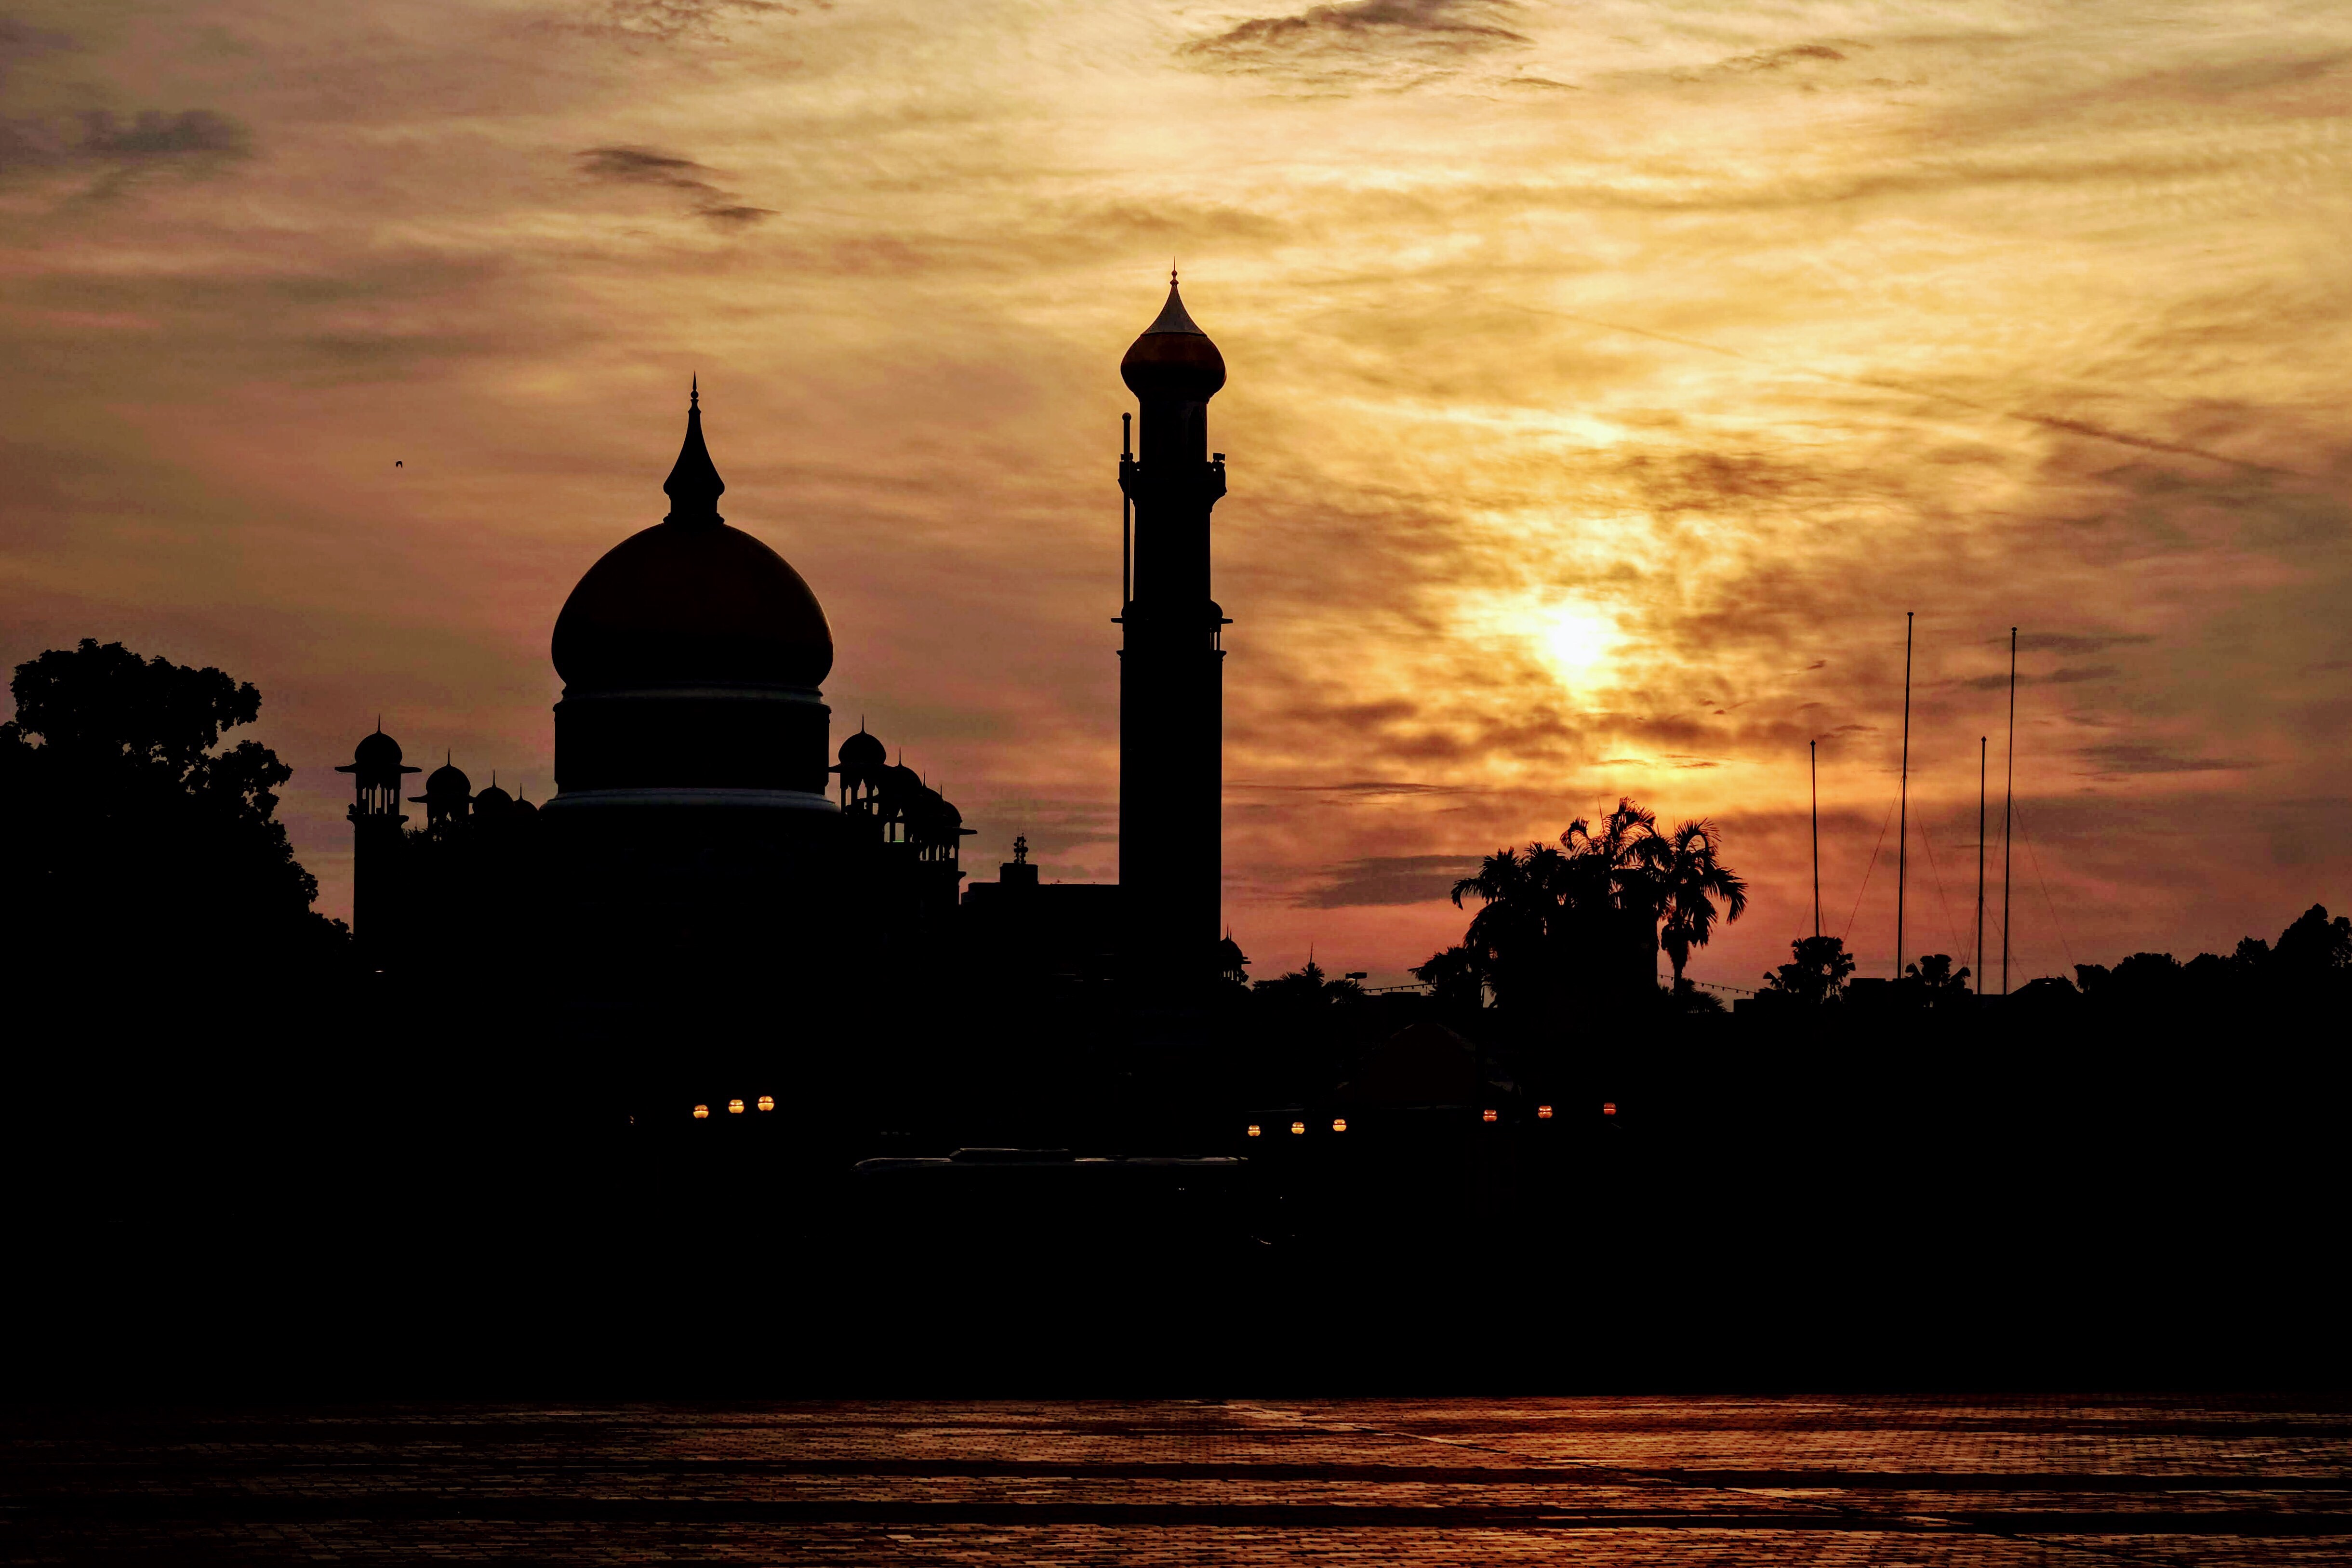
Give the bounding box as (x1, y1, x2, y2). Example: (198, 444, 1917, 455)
(1448, 798, 1746, 1012)
(1448, 844, 1577, 1014)
(2273, 903, 2352, 977)
(1, 639, 345, 983)
(1902, 953, 1972, 1009)
(1411, 943, 1487, 1013)
(1763, 934, 1855, 1005)
(1563, 797, 1662, 995)
(1646, 817, 1749, 995)
(1252, 958, 1363, 1006)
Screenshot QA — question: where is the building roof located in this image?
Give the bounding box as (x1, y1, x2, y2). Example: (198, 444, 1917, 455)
(550, 388, 834, 692)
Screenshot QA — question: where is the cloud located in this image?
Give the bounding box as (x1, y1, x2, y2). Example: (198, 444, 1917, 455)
(576, 0, 797, 44)
(1232, 778, 1468, 798)
(0, 107, 252, 196)
(1298, 852, 1482, 907)
(2077, 744, 2259, 777)
(1958, 663, 2122, 690)
(573, 145, 775, 227)
(1716, 43, 1849, 74)
(79, 109, 249, 161)
(1995, 632, 2155, 654)
(1181, 0, 1529, 85)
(0, 17, 74, 68)
(576, 145, 719, 191)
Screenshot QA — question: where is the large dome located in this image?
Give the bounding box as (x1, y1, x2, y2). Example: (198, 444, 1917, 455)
(552, 520, 833, 690)
(551, 389, 834, 691)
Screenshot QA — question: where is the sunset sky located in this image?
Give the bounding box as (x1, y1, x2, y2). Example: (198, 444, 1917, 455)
(5, 0, 2349, 989)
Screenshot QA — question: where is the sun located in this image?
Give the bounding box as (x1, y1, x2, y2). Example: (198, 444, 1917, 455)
(1538, 602, 1620, 688)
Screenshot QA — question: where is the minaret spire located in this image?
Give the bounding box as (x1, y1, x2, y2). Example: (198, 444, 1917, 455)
(663, 378, 725, 525)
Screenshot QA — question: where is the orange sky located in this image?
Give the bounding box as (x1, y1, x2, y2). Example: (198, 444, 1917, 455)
(5, 0, 2350, 990)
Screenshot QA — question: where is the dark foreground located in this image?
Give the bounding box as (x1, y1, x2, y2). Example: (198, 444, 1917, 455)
(5, 1397, 2350, 1564)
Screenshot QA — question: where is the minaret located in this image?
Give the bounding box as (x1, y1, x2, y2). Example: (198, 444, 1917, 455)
(1117, 274, 1229, 984)
(336, 724, 419, 959)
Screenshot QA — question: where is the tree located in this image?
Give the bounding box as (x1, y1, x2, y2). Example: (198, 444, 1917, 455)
(1448, 798, 1745, 1012)
(1763, 934, 1855, 1005)
(1412, 943, 1487, 1013)
(2273, 903, 2352, 977)
(1, 638, 345, 984)
(1563, 798, 1664, 1001)
(1448, 844, 1579, 1014)
(1252, 958, 1363, 1006)
(1645, 817, 1749, 995)
(1902, 953, 1971, 1009)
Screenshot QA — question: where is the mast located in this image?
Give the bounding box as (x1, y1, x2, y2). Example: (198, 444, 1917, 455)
(1896, 611, 1912, 980)
(1810, 738, 1820, 940)
(1976, 735, 1987, 997)
(2002, 626, 2017, 996)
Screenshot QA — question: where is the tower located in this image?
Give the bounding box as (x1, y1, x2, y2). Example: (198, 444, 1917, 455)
(544, 383, 840, 964)
(336, 725, 418, 958)
(1117, 276, 1229, 984)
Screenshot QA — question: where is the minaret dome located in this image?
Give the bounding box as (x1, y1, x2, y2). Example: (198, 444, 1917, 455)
(1120, 275, 1226, 403)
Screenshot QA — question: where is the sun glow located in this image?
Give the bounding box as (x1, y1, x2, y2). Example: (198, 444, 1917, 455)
(1537, 603, 1621, 689)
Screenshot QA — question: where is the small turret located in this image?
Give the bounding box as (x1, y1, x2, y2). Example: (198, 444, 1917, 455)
(410, 754, 473, 829)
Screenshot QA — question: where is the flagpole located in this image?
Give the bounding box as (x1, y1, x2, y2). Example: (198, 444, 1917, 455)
(2002, 626, 2017, 996)
(1976, 734, 1986, 997)
(1897, 611, 1912, 980)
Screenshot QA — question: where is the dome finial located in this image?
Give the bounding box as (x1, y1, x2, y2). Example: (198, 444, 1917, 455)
(663, 379, 725, 525)
(1123, 273, 1224, 400)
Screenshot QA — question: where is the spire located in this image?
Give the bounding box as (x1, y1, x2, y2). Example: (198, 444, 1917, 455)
(1142, 275, 1207, 338)
(663, 378, 726, 525)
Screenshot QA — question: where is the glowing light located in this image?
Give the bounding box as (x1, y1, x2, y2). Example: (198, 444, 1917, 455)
(757, 1095, 775, 1112)
(1537, 1104, 1553, 1119)
(1455, 589, 1623, 695)
(728, 1098, 744, 1115)
(1482, 1108, 1498, 1123)
(1602, 1102, 1618, 1116)
(1290, 1121, 1306, 1135)
(1331, 1118, 1347, 1132)
(1541, 604, 1616, 682)
(1246, 1124, 1262, 1137)
(691, 1104, 709, 1119)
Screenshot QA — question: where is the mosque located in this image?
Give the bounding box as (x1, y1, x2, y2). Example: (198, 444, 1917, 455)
(333, 279, 1234, 998)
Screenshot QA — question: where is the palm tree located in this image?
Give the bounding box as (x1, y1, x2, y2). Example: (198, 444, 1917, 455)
(1450, 844, 1572, 1012)
(1647, 817, 1748, 994)
(1563, 797, 1663, 1002)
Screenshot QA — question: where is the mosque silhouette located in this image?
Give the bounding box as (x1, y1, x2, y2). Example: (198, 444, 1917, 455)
(333, 279, 1236, 1020)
